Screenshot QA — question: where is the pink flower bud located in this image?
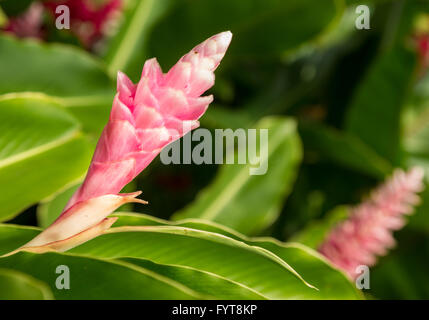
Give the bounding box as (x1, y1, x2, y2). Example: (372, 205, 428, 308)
(65, 31, 232, 211)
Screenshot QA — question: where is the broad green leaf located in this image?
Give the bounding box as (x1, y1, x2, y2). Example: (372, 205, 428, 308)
(172, 117, 302, 235)
(0, 218, 360, 299)
(0, 94, 92, 221)
(0, 251, 202, 299)
(0, 35, 113, 97)
(345, 46, 417, 163)
(147, 0, 342, 68)
(70, 225, 317, 299)
(0, 268, 53, 300)
(104, 0, 173, 79)
(0, 35, 115, 135)
(110, 212, 362, 299)
(0, 224, 264, 299)
(299, 121, 392, 178)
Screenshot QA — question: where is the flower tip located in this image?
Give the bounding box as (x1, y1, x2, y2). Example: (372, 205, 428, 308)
(221, 30, 233, 41)
(117, 70, 127, 82)
(217, 30, 232, 41)
(213, 31, 233, 52)
(141, 57, 163, 79)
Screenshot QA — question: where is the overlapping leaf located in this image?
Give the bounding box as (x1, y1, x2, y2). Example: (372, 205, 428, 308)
(0, 94, 92, 221)
(0, 35, 115, 135)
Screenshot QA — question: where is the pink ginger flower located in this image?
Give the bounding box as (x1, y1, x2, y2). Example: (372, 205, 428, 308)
(20, 31, 232, 252)
(3, 2, 45, 39)
(319, 167, 425, 279)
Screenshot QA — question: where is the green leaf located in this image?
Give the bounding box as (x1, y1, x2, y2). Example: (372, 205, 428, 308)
(172, 117, 302, 235)
(299, 121, 392, 178)
(0, 225, 263, 299)
(0, 35, 113, 97)
(345, 46, 417, 163)
(0, 251, 203, 299)
(102, 212, 361, 299)
(0, 218, 361, 299)
(0, 268, 53, 300)
(0, 224, 309, 299)
(0, 35, 115, 135)
(70, 226, 318, 299)
(0, 94, 92, 221)
(120, 258, 266, 299)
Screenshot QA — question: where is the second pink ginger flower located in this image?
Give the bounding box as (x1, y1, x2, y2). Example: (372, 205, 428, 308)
(319, 167, 425, 279)
(22, 31, 232, 251)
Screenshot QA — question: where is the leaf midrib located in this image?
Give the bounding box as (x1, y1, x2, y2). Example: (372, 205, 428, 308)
(103, 225, 315, 290)
(0, 92, 113, 108)
(0, 131, 80, 170)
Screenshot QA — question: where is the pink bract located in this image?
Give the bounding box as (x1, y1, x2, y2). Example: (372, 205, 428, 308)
(64, 31, 232, 212)
(319, 167, 425, 279)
